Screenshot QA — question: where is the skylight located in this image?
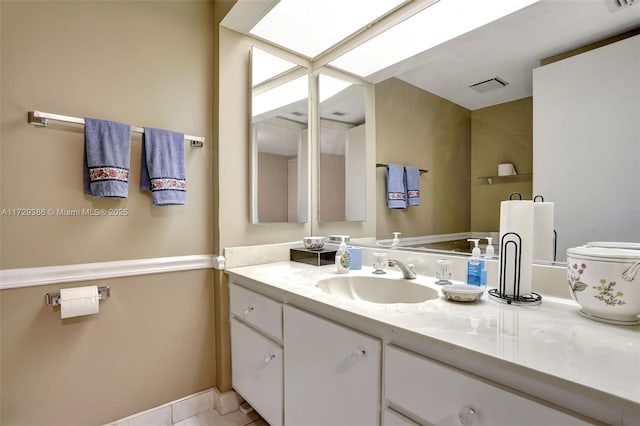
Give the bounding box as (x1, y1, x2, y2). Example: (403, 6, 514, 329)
(251, 47, 297, 87)
(330, 0, 539, 77)
(250, 0, 407, 58)
(319, 74, 353, 103)
(252, 74, 308, 117)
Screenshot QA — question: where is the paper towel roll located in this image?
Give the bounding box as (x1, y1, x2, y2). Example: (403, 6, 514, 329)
(533, 202, 555, 262)
(499, 200, 533, 297)
(60, 286, 99, 319)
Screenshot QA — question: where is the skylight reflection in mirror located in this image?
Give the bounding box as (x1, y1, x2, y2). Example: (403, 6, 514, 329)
(330, 0, 540, 77)
(250, 0, 408, 58)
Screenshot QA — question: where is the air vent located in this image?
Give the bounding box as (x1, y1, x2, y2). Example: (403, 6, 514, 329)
(331, 111, 347, 116)
(290, 111, 304, 116)
(469, 77, 509, 93)
(606, 0, 637, 12)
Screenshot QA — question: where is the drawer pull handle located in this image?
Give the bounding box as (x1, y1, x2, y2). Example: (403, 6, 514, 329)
(244, 305, 255, 315)
(458, 407, 476, 426)
(350, 349, 366, 361)
(264, 353, 276, 363)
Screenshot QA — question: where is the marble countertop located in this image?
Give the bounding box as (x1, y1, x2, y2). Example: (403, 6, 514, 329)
(226, 261, 640, 412)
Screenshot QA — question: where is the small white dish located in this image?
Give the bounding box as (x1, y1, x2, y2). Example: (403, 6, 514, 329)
(303, 236, 325, 250)
(441, 284, 484, 303)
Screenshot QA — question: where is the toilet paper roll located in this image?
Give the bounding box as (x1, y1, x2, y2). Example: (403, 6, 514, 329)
(499, 200, 533, 297)
(498, 163, 516, 176)
(60, 286, 99, 319)
(533, 202, 555, 262)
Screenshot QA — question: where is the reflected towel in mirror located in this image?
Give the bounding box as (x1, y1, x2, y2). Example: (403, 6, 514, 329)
(405, 166, 420, 206)
(387, 164, 406, 209)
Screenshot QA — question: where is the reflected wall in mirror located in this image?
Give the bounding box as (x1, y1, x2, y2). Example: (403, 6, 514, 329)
(318, 72, 367, 222)
(250, 46, 309, 224)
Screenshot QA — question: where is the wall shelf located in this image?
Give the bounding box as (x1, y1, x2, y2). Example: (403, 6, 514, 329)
(478, 174, 532, 184)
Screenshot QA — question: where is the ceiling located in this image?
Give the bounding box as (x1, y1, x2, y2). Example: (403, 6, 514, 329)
(383, 0, 640, 110)
(226, 0, 640, 111)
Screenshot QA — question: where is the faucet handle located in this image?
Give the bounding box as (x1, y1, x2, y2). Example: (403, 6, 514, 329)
(373, 252, 387, 274)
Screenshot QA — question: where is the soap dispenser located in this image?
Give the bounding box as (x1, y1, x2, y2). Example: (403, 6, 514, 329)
(484, 237, 495, 258)
(391, 232, 401, 249)
(466, 239, 487, 287)
(335, 236, 350, 274)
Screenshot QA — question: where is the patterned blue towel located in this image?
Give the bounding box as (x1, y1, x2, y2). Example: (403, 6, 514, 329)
(140, 127, 186, 206)
(83, 118, 132, 198)
(387, 164, 406, 209)
(405, 166, 420, 206)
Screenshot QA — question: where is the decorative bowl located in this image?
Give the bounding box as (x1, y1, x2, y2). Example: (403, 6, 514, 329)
(303, 236, 325, 250)
(567, 245, 640, 325)
(441, 284, 484, 303)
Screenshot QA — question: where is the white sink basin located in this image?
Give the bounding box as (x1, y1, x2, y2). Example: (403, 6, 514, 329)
(316, 276, 438, 304)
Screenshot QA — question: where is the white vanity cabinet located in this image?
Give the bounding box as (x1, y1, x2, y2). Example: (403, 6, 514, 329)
(284, 305, 382, 426)
(230, 284, 283, 426)
(384, 345, 592, 426)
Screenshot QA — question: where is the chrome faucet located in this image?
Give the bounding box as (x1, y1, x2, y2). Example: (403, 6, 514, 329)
(387, 259, 416, 279)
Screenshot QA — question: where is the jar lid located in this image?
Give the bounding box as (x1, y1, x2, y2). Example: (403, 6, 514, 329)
(585, 241, 640, 250)
(567, 245, 640, 261)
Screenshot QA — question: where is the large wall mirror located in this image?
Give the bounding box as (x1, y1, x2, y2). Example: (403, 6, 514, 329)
(318, 71, 367, 223)
(333, 1, 639, 262)
(250, 46, 309, 224)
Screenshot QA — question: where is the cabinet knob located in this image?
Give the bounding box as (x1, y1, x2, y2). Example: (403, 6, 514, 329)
(244, 305, 254, 315)
(264, 353, 276, 363)
(458, 407, 476, 426)
(350, 349, 366, 361)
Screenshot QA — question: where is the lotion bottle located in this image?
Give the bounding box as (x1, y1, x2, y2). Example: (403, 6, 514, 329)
(335, 236, 350, 274)
(484, 237, 495, 258)
(466, 239, 487, 287)
(391, 232, 401, 248)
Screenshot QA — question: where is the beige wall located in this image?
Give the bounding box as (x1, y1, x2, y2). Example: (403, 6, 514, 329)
(1, 271, 214, 426)
(319, 153, 346, 222)
(470, 97, 533, 231)
(1, 1, 215, 424)
(257, 152, 290, 222)
(375, 78, 471, 239)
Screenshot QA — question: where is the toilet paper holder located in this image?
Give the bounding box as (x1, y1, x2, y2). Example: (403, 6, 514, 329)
(45, 286, 110, 307)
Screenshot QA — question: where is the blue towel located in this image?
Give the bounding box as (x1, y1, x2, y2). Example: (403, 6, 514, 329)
(83, 118, 132, 198)
(140, 127, 186, 206)
(387, 164, 406, 209)
(405, 166, 420, 206)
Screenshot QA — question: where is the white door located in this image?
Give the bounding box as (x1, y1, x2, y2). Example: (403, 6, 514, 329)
(284, 305, 381, 426)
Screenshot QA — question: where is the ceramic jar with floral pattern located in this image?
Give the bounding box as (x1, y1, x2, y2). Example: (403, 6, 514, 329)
(567, 244, 640, 325)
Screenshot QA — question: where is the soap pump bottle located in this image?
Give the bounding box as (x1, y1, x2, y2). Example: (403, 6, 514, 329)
(466, 239, 487, 287)
(391, 232, 401, 249)
(484, 237, 494, 258)
(335, 236, 350, 274)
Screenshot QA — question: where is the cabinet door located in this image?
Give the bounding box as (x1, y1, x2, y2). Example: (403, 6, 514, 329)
(231, 319, 282, 426)
(284, 305, 381, 426)
(385, 345, 592, 426)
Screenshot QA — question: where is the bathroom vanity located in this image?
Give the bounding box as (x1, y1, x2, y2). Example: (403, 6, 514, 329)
(226, 258, 639, 426)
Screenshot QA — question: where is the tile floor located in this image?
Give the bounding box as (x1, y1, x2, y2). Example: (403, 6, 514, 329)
(173, 408, 267, 426)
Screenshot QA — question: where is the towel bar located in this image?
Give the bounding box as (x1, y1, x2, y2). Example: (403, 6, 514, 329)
(376, 163, 428, 175)
(28, 110, 205, 147)
(45, 286, 110, 307)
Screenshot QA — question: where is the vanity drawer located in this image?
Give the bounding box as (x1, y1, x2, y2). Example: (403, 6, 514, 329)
(230, 283, 282, 341)
(385, 345, 592, 426)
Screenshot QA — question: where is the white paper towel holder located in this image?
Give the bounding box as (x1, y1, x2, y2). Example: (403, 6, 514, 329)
(489, 193, 542, 306)
(533, 195, 558, 262)
(45, 286, 110, 307)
